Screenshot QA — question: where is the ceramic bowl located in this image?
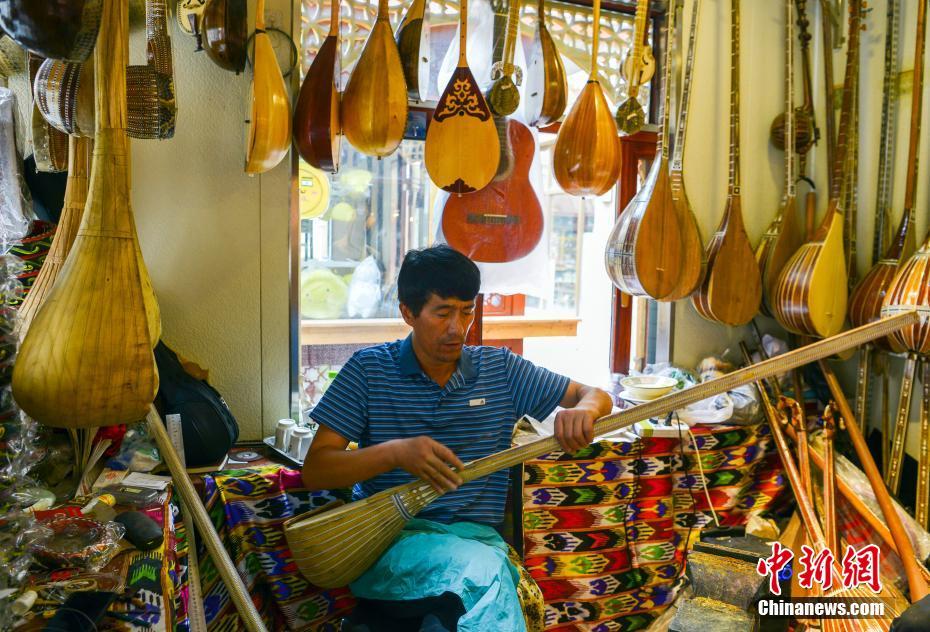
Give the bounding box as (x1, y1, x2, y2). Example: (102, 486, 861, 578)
(619, 375, 677, 401)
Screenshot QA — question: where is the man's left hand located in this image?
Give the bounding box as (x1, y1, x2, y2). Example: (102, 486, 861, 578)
(554, 407, 598, 454)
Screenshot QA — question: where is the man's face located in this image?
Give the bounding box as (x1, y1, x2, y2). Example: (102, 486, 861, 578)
(400, 293, 476, 364)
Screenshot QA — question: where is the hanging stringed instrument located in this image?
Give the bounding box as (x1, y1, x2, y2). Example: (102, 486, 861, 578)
(244, 0, 291, 174)
(425, 0, 499, 194)
(13, 0, 159, 428)
(614, 0, 652, 135)
(663, 0, 703, 301)
(771, 0, 816, 158)
(395, 0, 430, 102)
(201, 0, 247, 74)
(0, 0, 101, 63)
(772, 0, 862, 338)
(691, 0, 760, 326)
(525, 0, 566, 127)
(552, 0, 619, 198)
(293, 0, 341, 173)
(342, 0, 408, 158)
(756, 0, 802, 317)
(177, 0, 207, 41)
(604, 0, 681, 300)
(487, 0, 522, 117)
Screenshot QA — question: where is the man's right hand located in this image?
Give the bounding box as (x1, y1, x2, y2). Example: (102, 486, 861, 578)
(388, 436, 465, 494)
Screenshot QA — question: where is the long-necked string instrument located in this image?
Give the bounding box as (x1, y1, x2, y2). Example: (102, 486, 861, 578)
(425, 0, 499, 194)
(284, 313, 917, 589)
(819, 361, 930, 601)
(691, 0, 760, 326)
(487, 0, 522, 117)
(919, 360, 930, 529)
(0, 0, 102, 63)
(29, 53, 70, 173)
(772, 0, 862, 339)
(771, 0, 817, 164)
(819, 0, 838, 189)
(663, 0, 703, 301)
(201, 0, 247, 74)
(244, 0, 290, 174)
(395, 0, 429, 103)
(605, 0, 682, 300)
(552, 0, 619, 198)
(525, 0, 566, 128)
(614, 0, 651, 135)
(342, 0, 407, 157)
(821, 404, 839, 553)
(757, 0, 802, 317)
(12, 0, 159, 428)
(293, 0, 341, 172)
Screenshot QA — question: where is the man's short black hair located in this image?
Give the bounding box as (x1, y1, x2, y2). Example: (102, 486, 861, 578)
(398, 245, 481, 316)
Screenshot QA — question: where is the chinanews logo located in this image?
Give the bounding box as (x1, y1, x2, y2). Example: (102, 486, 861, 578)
(754, 542, 886, 619)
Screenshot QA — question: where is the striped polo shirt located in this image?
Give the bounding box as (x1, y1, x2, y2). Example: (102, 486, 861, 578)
(310, 335, 570, 525)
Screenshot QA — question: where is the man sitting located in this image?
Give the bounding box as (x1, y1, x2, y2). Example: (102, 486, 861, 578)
(301, 245, 612, 631)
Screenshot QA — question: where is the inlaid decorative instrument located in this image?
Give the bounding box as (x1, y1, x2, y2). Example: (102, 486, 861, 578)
(294, 0, 341, 173)
(34, 57, 95, 137)
(441, 119, 542, 262)
(525, 0, 566, 127)
(756, 0, 801, 317)
(0, 0, 102, 63)
(691, 0, 760, 326)
(342, 0, 408, 157)
(772, 0, 862, 338)
(244, 0, 291, 174)
(15, 136, 92, 335)
(604, 0, 682, 300)
(425, 0, 499, 194)
(283, 313, 918, 589)
(919, 360, 930, 529)
(201, 0, 247, 74)
(819, 0, 837, 188)
(552, 0, 619, 197)
(487, 0, 523, 117)
(614, 0, 651, 135)
(771, 0, 816, 160)
(177, 0, 207, 39)
(663, 0, 703, 301)
(395, 0, 430, 102)
(13, 0, 159, 428)
(29, 54, 69, 173)
(126, 0, 176, 140)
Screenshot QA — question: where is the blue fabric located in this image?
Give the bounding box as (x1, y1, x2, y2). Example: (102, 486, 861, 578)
(310, 336, 570, 525)
(349, 519, 526, 632)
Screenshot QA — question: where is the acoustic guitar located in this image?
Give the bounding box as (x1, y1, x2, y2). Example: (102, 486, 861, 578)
(691, 0, 760, 326)
(396, 0, 430, 102)
(772, 0, 861, 339)
(552, 0, 619, 198)
(525, 0, 566, 128)
(441, 119, 542, 262)
(294, 0, 341, 173)
(342, 0, 408, 158)
(614, 0, 652, 135)
(487, 0, 522, 117)
(425, 0, 500, 194)
(663, 0, 703, 301)
(244, 0, 291, 174)
(0, 0, 101, 63)
(756, 0, 802, 317)
(604, 0, 681, 300)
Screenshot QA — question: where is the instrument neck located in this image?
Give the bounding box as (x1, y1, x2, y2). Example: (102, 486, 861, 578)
(328, 0, 340, 36)
(872, 0, 900, 263)
(903, 0, 927, 211)
(728, 0, 740, 193)
(784, 0, 795, 199)
(96, 0, 128, 132)
(458, 0, 468, 66)
(656, 1, 675, 160)
(829, 0, 861, 205)
(537, 0, 545, 25)
(626, 0, 648, 95)
(377, 0, 388, 21)
(671, 0, 699, 172)
(502, 0, 520, 67)
(256, 0, 266, 31)
(589, 0, 602, 79)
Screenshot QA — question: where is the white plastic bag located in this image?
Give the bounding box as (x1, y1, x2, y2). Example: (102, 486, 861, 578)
(347, 256, 382, 318)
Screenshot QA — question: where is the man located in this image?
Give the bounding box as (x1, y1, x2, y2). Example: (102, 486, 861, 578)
(302, 245, 613, 631)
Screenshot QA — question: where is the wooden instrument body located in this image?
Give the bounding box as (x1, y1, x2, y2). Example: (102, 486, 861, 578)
(342, 9, 408, 158)
(177, 0, 207, 35)
(0, 0, 102, 63)
(13, 0, 159, 429)
(487, 0, 523, 118)
(294, 33, 341, 172)
(29, 54, 69, 173)
(245, 1, 291, 174)
(553, 80, 620, 197)
(773, 204, 847, 337)
(441, 120, 542, 262)
(525, 2, 567, 127)
(614, 0, 649, 135)
(34, 57, 95, 137)
(664, 170, 703, 300)
(426, 67, 500, 194)
(202, 0, 247, 74)
(883, 238, 930, 354)
(396, 0, 429, 102)
(692, 193, 760, 325)
(755, 194, 801, 317)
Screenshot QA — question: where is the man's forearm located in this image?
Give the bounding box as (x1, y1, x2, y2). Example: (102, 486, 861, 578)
(577, 385, 614, 417)
(301, 441, 397, 490)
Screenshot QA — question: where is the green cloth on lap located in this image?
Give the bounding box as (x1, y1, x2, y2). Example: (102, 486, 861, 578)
(349, 519, 526, 632)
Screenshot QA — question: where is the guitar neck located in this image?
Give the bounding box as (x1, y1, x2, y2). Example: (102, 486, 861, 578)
(671, 0, 699, 172)
(728, 0, 741, 193)
(626, 0, 649, 96)
(656, 0, 675, 160)
(902, 0, 927, 212)
(829, 0, 862, 205)
(784, 0, 796, 199)
(872, 0, 900, 263)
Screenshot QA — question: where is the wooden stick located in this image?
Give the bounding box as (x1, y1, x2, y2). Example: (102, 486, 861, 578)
(819, 360, 930, 601)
